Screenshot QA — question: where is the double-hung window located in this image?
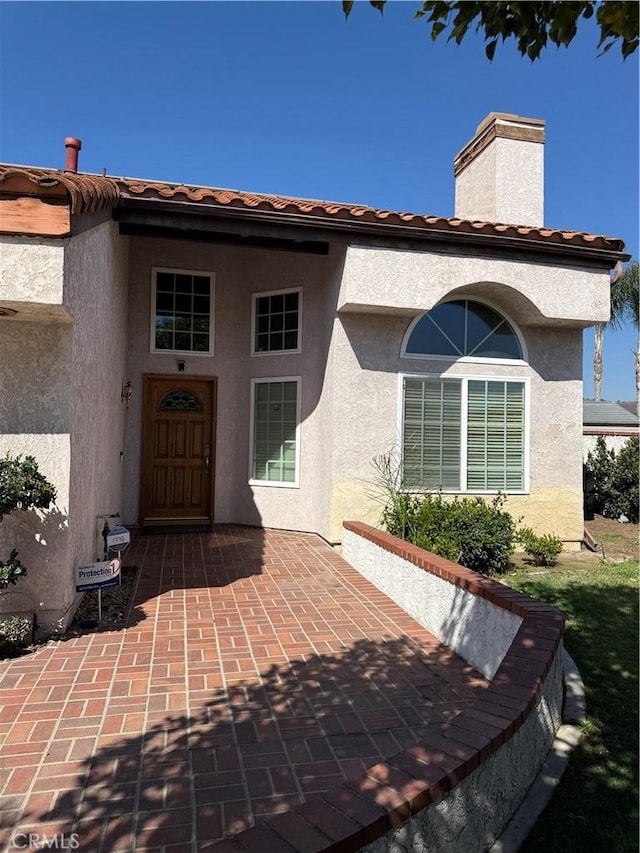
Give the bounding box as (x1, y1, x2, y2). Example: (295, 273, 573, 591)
(250, 378, 300, 486)
(402, 377, 527, 492)
(151, 268, 214, 354)
(252, 288, 301, 355)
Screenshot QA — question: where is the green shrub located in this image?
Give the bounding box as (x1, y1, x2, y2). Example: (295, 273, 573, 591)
(517, 527, 563, 566)
(0, 454, 57, 587)
(0, 614, 33, 657)
(584, 436, 639, 523)
(382, 490, 516, 575)
(0, 454, 56, 519)
(0, 550, 26, 588)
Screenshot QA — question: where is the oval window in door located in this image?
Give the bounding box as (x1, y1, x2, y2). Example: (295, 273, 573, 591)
(158, 389, 203, 412)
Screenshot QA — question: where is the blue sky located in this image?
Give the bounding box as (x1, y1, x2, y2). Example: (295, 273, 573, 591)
(1, 1, 638, 401)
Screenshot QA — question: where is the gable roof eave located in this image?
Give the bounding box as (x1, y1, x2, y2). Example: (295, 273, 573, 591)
(0, 164, 629, 266)
(115, 192, 629, 267)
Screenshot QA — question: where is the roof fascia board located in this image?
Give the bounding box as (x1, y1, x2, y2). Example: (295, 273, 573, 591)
(115, 200, 626, 268)
(118, 221, 329, 255)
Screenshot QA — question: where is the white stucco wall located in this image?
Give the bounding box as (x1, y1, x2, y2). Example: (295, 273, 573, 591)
(0, 236, 65, 308)
(328, 307, 585, 545)
(122, 237, 344, 540)
(0, 222, 128, 635)
(338, 245, 610, 327)
(342, 527, 521, 679)
(64, 221, 129, 580)
(0, 321, 72, 629)
(331, 302, 582, 543)
(583, 431, 638, 459)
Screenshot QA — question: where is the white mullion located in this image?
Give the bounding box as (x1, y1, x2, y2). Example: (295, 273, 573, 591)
(460, 378, 469, 491)
(502, 382, 508, 490)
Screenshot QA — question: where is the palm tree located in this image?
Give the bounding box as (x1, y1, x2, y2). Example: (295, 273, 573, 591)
(593, 261, 639, 412)
(614, 261, 640, 414)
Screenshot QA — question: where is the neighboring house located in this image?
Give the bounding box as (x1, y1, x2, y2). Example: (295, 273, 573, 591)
(583, 399, 640, 458)
(0, 113, 629, 634)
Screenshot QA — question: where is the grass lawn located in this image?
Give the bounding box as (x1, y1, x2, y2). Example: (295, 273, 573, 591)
(505, 554, 638, 853)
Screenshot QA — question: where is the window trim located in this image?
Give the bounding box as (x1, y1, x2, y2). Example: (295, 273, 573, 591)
(249, 376, 301, 488)
(251, 287, 303, 357)
(150, 266, 215, 356)
(400, 297, 528, 365)
(398, 371, 530, 495)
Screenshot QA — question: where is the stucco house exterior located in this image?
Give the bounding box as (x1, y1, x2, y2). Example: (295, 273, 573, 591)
(0, 113, 628, 634)
(583, 399, 639, 458)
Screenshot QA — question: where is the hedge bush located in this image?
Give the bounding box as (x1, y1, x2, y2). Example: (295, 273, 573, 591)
(381, 491, 517, 575)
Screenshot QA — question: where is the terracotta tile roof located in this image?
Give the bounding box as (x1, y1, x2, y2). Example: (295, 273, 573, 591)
(119, 177, 627, 254)
(0, 167, 119, 215)
(0, 165, 627, 255)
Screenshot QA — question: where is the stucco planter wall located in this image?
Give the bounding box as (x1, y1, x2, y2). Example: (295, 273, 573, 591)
(210, 523, 566, 853)
(342, 522, 565, 852)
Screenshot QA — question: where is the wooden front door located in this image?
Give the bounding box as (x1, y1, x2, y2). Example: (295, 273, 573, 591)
(140, 375, 216, 526)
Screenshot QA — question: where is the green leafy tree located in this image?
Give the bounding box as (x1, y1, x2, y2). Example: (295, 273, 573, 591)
(343, 1, 638, 60)
(584, 435, 639, 522)
(603, 436, 639, 522)
(584, 435, 615, 515)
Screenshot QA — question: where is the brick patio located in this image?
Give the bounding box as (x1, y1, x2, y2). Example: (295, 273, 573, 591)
(0, 526, 487, 852)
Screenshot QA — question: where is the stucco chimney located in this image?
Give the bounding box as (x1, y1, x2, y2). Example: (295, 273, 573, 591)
(454, 113, 545, 227)
(64, 137, 82, 173)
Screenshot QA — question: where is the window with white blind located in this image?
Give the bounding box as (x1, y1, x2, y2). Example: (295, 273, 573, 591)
(402, 376, 527, 492)
(250, 378, 300, 486)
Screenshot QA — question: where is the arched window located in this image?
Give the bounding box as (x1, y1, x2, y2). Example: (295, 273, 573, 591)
(400, 300, 527, 493)
(404, 300, 523, 360)
(158, 390, 203, 412)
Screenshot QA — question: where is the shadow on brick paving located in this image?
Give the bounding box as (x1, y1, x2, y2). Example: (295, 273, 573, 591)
(22, 635, 485, 850)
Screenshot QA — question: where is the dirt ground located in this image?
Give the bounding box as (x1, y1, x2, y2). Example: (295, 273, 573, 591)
(584, 514, 639, 561)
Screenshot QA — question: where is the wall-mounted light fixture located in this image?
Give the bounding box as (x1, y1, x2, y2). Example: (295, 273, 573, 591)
(177, 360, 185, 372)
(121, 381, 133, 408)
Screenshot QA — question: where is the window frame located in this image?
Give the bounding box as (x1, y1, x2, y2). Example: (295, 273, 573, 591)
(398, 372, 530, 495)
(251, 287, 303, 357)
(249, 376, 301, 488)
(150, 266, 215, 356)
(400, 297, 528, 366)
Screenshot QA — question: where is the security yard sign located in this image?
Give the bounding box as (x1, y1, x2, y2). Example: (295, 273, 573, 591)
(75, 558, 121, 592)
(106, 525, 130, 552)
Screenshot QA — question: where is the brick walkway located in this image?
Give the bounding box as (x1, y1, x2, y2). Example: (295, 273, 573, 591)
(0, 527, 487, 852)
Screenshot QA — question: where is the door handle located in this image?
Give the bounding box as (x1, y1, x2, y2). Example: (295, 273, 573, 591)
(204, 443, 210, 469)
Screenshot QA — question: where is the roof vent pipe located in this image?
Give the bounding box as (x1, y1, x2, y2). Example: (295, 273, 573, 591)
(64, 137, 82, 173)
